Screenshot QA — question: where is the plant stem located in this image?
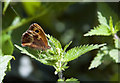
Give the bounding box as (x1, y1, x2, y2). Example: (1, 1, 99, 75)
(58, 70, 63, 79)
(2, 8, 49, 34)
(114, 33, 120, 42)
(58, 61, 63, 79)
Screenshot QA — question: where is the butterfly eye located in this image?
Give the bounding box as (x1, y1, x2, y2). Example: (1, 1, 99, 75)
(35, 30, 39, 33)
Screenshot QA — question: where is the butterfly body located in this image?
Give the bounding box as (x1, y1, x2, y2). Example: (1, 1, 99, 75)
(21, 23, 50, 50)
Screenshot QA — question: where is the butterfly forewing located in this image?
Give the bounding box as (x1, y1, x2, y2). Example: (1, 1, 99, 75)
(21, 23, 50, 50)
(28, 23, 48, 47)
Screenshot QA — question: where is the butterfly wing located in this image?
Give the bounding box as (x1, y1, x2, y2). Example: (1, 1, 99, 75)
(28, 23, 49, 49)
(21, 30, 48, 50)
(21, 31, 33, 46)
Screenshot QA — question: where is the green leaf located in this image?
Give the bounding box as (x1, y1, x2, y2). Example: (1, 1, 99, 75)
(2, 34, 14, 55)
(58, 79, 64, 82)
(89, 52, 104, 69)
(97, 11, 109, 28)
(7, 61, 11, 71)
(114, 38, 120, 49)
(115, 21, 120, 33)
(64, 44, 106, 62)
(15, 44, 39, 61)
(47, 34, 62, 49)
(66, 78, 79, 83)
(97, 3, 119, 24)
(109, 16, 114, 34)
(63, 41, 72, 52)
(15, 44, 57, 66)
(3, 0, 11, 15)
(0, 55, 13, 83)
(109, 49, 120, 63)
(84, 25, 111, 36)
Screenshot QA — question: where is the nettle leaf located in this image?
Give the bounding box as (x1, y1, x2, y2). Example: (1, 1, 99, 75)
(89, 52, 104, 69)
(47, 34, 63, 55)
(114, 38, 120, 49)
(109, 16, 115, 34)
(47, 34, 62, 49)
(97, 3, 119, 24)
(15, 44, 57, 66)
(84, 25, 111, 36)
(89, 46, 109, 69)
(109, 49, 120, 63)
(15, 44, 39, 61)
(0, 55, 13, 83)
(64, 44, 106, 62)
(63, 41, 72, 52)
(66, 78, 79, 82)
(115, 21, 120, 33)
(97, 11, 109, 28)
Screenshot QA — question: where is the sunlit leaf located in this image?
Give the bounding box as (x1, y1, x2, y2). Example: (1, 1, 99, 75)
(64, 44, 106, 62)
(115, 21, 120, 33)
(0, 55, 13, 83)
(58, 79, 64, 82)
(63, 41, 72, 52)
(89, 52, 104, 69)
(114, 38, 120, 49)
(97, 3, 119, 24)
(15, 44, 39, 61)
(15, 44, 57, 66)
(109, 49, 120, 63)
(109, 16, 114, 34)
(84, 25, 111, 36)
(3, 0, 11, 15)
(97, 11, 109, 28)
(66, 78, 79, 82)
(47, 34, 62, 52)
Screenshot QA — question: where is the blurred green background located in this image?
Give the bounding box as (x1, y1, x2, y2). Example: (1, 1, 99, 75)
(2, 2, 120, 82)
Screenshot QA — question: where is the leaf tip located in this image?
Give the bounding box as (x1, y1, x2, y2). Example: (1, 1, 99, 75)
(12, 56, 16, 60)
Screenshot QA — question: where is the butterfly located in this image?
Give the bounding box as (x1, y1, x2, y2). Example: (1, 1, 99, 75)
(21, 23, 51, 50)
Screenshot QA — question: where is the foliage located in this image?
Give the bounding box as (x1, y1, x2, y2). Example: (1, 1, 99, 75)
(97, 3, 119, 24)
(15, 34, 105, 81)
(1, 2, 76, 82)
(1, 1, 119, 82)
(58, 77, 79, 83)
(84, 11, 120, 69)
(0, 49, 13, 83)
(64, 44, 105, 62)
(84, 25, 111, 36)
(2, 0, 11, 15)
(2, 34, 14, 55)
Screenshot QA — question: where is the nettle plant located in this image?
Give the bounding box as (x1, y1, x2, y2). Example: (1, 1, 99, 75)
(84, 11, 120, 69)
(15, 11, 120, 82)
(15, 34, 105, 82)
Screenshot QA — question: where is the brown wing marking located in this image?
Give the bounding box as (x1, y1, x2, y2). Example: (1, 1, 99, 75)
(28, 23, 48, 47)
(21, 31, 33, 46)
